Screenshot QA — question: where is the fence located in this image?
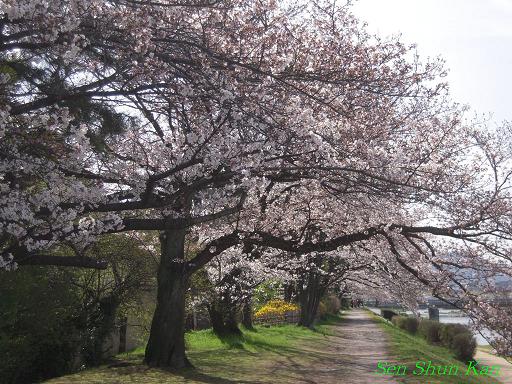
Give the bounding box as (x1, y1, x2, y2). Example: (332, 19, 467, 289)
(254, 310, 300, 326)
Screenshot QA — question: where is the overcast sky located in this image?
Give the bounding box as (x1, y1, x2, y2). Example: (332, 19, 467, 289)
(351, 0, 512, 123)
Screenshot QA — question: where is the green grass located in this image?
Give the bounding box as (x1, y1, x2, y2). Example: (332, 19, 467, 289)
(44, 317, 342, 384)
(371, 312, 501, 384)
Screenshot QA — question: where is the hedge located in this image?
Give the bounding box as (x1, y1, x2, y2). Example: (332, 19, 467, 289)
(418, 319, 442, 343)
(451, 332, 477, 362)
(391, 315, 419, 334)
(440, 323, 472, 348)
(389, 316, 477, 362)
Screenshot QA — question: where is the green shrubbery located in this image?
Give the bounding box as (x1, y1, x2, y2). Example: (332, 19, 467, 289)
(391, 315, 419, 334)
(439, 323, 471, 348)
(0, 235, 156, 384)
(0, 267, 83, 384)
(388, 314, 476, 362)
(451, 332, 477, 362)
(418, 319, 442, 343)
(439, 323, 477, 362)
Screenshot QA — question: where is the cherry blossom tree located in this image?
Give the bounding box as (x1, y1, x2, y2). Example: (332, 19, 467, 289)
(195, 246, 283, 335)
(2, 0, 512, 369)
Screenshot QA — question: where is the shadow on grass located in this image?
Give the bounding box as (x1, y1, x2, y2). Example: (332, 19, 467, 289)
(169, 367, 263, 384)
(318, 313, 346, 325)
(134, 314, 345, 359)
(215, 333, 246, 349)
(113, 315, 347, 383)
(45, 315, 352, 384)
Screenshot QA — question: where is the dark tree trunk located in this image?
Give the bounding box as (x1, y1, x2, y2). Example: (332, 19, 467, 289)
(208, 304, 225, 335)
(297, 273, 326, 328)
(144, 229, 192, 369)
(283, 283, 295, 302)
(241, 298, 253, 329)
(207, 301, 242, 337)
(225, 306, 240, 335)
(298, 290, 320, 327)
(86, 294, 120, 365)
(118, 316, 127, 353)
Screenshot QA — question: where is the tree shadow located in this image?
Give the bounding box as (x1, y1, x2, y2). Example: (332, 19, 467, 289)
(170, 368, 264, 384)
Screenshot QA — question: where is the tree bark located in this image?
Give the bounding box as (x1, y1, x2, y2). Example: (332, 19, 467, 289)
(298, 290, 320, 327)
(207, 301, 242, 337)
(208, 303, 225, 336)
(144, 228, 191, 368)
(118, 316, 127, 353)
(297, 273, 325, 328)
(225, 306, 241, 335)
(241, 297, 253, 329)
(283, 283, 295, 302)
(85, 294, 120, 365)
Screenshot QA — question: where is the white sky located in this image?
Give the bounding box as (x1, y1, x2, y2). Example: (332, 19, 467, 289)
(351, 0, 512, 123)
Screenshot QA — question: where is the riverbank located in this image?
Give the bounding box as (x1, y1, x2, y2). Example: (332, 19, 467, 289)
(372, 311, 504, 384)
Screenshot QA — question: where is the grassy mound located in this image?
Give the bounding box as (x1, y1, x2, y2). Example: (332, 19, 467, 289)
(373, 312, 500, 384)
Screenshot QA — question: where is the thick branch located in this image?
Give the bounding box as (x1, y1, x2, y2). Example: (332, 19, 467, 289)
(16, 255, 108, 269)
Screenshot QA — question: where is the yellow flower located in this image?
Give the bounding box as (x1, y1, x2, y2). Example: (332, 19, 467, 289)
(255, 299, 299, 319)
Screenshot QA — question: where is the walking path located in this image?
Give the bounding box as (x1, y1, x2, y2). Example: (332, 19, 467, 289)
(324, 309, 399, 383)
(270, 309, 399, 384)
(475, 350, 512, 384)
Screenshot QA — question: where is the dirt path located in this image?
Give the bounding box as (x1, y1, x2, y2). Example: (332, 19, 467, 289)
(270, 309, 399, 384)
(475, 350, 512, 384)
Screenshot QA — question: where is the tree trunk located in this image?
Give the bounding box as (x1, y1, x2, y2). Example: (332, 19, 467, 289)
(298, 291, 320, 327)
(144, 229, 191, 369)
(207, 301, 242, 337)
(225, 306, 241, 335)
(208, 304, 226, 336)
(118, 316, 127, 353)
(241, 297, 253, 329)
(297, 273, 324, 328)
(86, 294, 120, 365)
(283, 283, 295, 302)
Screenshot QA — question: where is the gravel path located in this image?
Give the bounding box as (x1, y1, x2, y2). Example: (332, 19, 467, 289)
(322, 309, 399, 384)
(273, 309, 399, 384)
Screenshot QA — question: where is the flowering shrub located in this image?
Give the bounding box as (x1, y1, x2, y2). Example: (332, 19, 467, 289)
(254, 300, 299, 319)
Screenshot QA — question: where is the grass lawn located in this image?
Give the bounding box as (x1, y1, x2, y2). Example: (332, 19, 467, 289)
(44, 316, 341, 384)
(372, 312, 501, 384)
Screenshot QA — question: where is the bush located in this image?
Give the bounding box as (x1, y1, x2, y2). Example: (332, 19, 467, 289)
(440, 323, 472, 348)
(391, 315, 419, 334)
(317, 301, 328, 319)
(254, 299, 299, 319)
(322, 296, 341, 315)
(418, 319, 442, 343)
(381, 309, 398, 321)
(0, 267, 83, 384)
(451, 332, 477, 362)
(340, 297, 351, 309)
